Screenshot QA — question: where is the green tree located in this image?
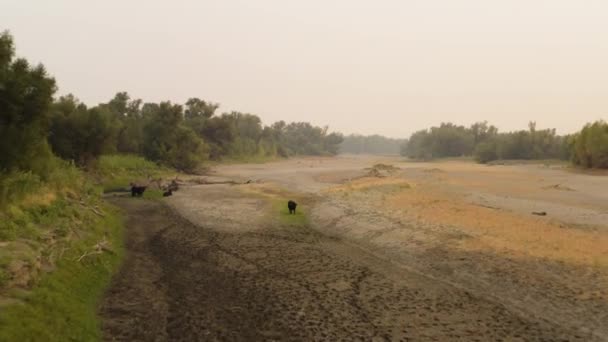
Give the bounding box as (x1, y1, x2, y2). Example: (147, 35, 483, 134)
(0, 31, 57, 177)
(473, 141, 498, 163)
(571, 121, 608, 168)
(403, 130, 433, 159)
(49, 95, 126, 166)
(184, 97, 218, 120)
(142, 101, 208, 171)
(199, 116, 236, 159)
(323, 132, 344, 155)
(340, 134, 406, 155)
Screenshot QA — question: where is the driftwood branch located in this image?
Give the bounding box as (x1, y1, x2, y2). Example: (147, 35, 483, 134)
(89, 205, 105, 217)
(76, 239, 114, 262)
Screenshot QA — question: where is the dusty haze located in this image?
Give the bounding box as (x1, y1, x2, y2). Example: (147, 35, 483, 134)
(2, 0, 607, 137)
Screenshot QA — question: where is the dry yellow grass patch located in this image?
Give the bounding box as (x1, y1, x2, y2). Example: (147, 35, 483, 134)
(325, 176, 411, 193)
(239, 183, 287, 199)
(386, 185, 608, 267)
(20, 189, 57, 207)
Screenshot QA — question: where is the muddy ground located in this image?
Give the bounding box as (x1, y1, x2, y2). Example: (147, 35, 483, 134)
(100, 156, 608, 341)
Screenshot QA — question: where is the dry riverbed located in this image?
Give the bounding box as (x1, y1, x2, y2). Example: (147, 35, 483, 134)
(101, 156, 608, 341)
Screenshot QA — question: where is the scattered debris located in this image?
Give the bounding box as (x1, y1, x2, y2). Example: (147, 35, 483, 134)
(190, 177, 246, 185)
(542, 184, 575, 191)
(367, 168, 385, 178)
(88, 205, 105, 217)
(423, 168, 445, 173)
(76, 239, 114, 262)
(372, 163, 399, 172)
(365, 164, 400, 178)
(73, 199, 106, 217)
(478, 204, 500, 210)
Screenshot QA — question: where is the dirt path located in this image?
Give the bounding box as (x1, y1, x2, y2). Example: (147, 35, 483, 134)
(100, 182, 596, 341)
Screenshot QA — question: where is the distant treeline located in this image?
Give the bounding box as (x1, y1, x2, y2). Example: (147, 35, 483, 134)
(0, 32, 343, 176)
(339, 134, 407, 155)
(49, 94, 344, 171)
(2, 29, 607, 179)
(402, 121, 608, 168)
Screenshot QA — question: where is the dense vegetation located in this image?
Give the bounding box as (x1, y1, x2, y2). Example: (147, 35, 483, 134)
(47, 93, 344, 173)
(339, 134, 407, 155)
(570, 121, 608, 168)
(402, 121, 577, 164)
(0, 31, 123, 340)
(0, 194, 124, 341)
(0, 30, 342, 176)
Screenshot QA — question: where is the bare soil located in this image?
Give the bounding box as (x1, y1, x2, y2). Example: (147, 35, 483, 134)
(100, 156, 608, 341)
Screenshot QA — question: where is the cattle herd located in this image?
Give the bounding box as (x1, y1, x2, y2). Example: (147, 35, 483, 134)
(130, 179, 179, 198)
(131, 179, 300, 216)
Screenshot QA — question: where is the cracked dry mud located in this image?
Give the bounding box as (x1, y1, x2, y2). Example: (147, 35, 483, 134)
(100, 179, 600, 341)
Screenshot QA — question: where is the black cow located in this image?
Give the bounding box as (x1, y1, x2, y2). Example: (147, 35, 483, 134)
(287, 200, 297, 214)
(130, 184, 147, 197)
(168, 179, 179, 192)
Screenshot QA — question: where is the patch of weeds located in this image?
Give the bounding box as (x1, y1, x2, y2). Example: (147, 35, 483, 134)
(360, 182, 411, 194)
(274, 200, 309, 228)
(0, 203, 124, 342)
(211, 155, 282, 165)
(95, 154, 173, 192)
(143, 189, 164, 200)
(0, 269, 8, 287)
(0, 222, 18, 241)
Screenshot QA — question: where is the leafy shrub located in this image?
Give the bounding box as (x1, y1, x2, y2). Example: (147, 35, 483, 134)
(474, 141, 498, 163)
(571, 121, 608, 168)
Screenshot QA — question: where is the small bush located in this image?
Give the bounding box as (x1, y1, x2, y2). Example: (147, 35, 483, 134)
(571, 121, 608, 168)
(474, 141, 498, 164)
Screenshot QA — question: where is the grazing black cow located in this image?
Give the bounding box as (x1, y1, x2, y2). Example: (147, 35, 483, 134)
(163, 189, 173, 197)
(130, 184, 147, 197)
(287, 200, 297, 214)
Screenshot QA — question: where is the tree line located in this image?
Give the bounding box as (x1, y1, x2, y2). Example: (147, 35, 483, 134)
(2, 29, 607, 179)
(401, 120, 608, 168)
(339, 134, 407, 155)
(0, 32, 344, 177)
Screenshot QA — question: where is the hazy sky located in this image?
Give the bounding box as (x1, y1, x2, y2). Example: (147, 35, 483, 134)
(2, 0, 607, 137)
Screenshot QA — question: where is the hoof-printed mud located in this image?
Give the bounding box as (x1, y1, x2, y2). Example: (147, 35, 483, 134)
(101, 156, 608, 341)
(100, 191, 596, 341)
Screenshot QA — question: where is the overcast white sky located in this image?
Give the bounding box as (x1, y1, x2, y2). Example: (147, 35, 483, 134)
(2, 0, 607, 137)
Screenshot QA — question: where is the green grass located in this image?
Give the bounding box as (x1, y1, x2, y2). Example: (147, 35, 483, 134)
(273, 199, 309, 228)
(0, 203, 124, 342)
(359, 183, 411, 194)
(0, 158, 127, 341)
(95, 154, 173, 192)
(486, 159, 568, 166)
(207, 154, 283, 166)
(0, 158, 83, 209)
(142, 188, 164, 200)
(97, 154, 160, 173)
(0, 172, 43, 207)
